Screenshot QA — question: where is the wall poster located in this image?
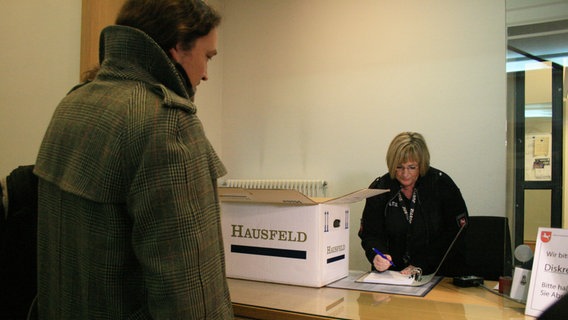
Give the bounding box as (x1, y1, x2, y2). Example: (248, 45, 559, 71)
(525, 134, 551, 181)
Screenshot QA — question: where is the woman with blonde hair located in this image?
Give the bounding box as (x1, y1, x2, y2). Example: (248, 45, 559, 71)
(359, 132, 468, 277)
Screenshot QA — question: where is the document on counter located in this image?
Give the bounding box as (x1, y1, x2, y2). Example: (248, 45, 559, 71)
(356, 271, 415, 285)
(328, 270, 442, 297)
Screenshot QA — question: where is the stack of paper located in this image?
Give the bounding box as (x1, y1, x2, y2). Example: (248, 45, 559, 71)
(358, 271, 415, 285)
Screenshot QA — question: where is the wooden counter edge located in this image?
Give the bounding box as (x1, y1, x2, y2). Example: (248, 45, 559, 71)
(233, 303, 332, 320)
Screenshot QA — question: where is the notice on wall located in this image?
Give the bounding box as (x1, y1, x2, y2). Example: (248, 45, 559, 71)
(525, 227, 568, 317)
(525, 135, 552, 181)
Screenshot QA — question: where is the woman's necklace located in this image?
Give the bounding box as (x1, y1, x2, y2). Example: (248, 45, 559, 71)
(398, 188, 417, 224)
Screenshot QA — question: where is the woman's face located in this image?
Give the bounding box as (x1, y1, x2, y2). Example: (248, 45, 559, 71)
(395, 161, 419, 189)
(169, 28, 218, 90)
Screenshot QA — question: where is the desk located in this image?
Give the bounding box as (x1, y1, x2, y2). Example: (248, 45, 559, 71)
(228, 274, 535, 320)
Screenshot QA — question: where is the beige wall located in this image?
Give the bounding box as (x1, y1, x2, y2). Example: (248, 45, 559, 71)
(0, 1, 82, 174)
(220, 0, 506, 270)
(0, 0, 507, 271)
(0, 0, 225, 177)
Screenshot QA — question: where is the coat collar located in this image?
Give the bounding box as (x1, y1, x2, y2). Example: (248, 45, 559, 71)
(98, 25, 195, 101)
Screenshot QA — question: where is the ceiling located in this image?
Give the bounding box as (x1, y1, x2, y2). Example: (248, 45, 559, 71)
(506, 0, 568, 70)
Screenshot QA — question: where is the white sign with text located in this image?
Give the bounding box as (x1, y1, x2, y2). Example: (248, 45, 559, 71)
(525, 227, 568, 317)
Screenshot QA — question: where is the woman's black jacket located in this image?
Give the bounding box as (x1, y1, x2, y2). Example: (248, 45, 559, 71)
(358, 167, 468, 276)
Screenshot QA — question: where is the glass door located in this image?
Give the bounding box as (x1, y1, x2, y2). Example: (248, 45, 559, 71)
(506, 3, 568, 253)
(508, 57, 564, 249)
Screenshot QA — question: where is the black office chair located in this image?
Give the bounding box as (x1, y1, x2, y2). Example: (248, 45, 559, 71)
(462, 216, 513, 281)
(0, 165, 38, 320)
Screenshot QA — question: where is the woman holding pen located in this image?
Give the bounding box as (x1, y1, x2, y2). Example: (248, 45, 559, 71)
(359, 132, 469, 277)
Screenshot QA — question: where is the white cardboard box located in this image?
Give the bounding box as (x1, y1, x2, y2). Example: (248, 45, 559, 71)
(219, 187, 387, 287)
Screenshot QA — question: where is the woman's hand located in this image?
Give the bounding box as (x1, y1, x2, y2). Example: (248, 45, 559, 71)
(400, 265, 417, 275)
(373, 253, 393, 272)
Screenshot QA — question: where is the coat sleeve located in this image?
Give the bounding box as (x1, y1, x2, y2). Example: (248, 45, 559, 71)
(358, 176, 390, 268)
(411, 171, 468, 275)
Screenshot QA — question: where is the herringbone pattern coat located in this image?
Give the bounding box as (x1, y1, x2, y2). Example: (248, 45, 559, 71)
(34, 25, 233, 319)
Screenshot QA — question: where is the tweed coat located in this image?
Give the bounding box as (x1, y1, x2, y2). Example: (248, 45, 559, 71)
(34, 25, 233, 319)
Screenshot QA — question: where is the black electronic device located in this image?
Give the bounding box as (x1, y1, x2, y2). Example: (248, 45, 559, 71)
(453, 275, 484, 287)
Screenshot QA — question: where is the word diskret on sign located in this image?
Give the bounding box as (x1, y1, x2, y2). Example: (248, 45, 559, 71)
(525, 227, 568, 317)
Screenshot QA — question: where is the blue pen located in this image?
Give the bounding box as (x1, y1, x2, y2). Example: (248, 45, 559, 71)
(372, 248, 395, 267)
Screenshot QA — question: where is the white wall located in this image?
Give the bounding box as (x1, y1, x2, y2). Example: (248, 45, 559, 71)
(0, 1, 82, 175)
(221, 0, 507, 270)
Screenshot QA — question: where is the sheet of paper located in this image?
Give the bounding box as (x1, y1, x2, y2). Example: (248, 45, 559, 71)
(534, 136, 549, 156)
(327, 270, 441, 297)
(358, 270, 415, 285)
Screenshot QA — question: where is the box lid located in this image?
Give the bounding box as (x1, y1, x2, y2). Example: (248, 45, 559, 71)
(218, 187, 388, 205)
